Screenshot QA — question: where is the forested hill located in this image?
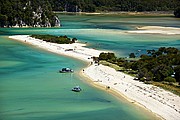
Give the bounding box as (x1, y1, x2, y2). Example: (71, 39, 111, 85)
(0, 0, 180, 27)
(0, 0, 60, 27)
(49, 0, 180, 12)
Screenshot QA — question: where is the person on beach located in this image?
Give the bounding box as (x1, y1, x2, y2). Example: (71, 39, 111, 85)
(106, 86, 110, 90)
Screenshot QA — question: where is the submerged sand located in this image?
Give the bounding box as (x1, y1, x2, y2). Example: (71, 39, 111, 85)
(9, 35, 180, 120)
(127, 26, 180, 35)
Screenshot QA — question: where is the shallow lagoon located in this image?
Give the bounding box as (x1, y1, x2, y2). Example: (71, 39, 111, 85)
(0, 36, 159, 120)
(0, 14, 180, 120)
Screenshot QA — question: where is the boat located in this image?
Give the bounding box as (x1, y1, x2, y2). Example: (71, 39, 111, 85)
(59, 68, 73, 73)
(71, 86, 82, 92)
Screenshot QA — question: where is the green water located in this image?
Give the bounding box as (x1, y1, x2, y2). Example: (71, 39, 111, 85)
(0, 14, 180, 120)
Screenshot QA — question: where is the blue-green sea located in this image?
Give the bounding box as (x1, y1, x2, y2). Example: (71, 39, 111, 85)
(0, 14, 180, 120)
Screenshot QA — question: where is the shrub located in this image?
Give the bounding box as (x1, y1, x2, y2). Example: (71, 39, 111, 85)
(129, 53, 135, 58)
(164, 77, 176, 83)
(174, 8, 180, 18)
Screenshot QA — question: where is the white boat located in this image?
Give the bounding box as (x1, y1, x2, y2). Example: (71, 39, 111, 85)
(59, 68, 73, 73)
(71, 86, 81, 92)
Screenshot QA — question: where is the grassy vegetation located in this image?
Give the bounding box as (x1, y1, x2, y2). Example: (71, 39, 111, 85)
(99, 60, 122, 71)
(152, 82, 180, 96)
(99, 60, 137, 77)
(31, 34, 77, 44)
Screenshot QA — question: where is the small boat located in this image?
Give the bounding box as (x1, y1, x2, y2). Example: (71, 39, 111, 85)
(72, 86, 82, 92)
(59, 68, 73, 73)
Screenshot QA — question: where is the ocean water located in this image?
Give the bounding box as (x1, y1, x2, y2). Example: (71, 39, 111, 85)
(0, 14, 180, 120)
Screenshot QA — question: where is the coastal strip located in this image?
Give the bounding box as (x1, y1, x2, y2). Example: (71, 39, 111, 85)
(83, 64, 180, 120)
(9, 35, 104, 62)
(9, 35, 180, 120)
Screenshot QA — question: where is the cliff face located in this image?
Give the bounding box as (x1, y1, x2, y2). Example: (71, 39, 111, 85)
(0, 0, 60, 27)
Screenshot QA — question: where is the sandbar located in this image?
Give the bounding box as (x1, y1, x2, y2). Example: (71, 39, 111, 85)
(9, 35, 104, 62)
(127, 26, 180, 35)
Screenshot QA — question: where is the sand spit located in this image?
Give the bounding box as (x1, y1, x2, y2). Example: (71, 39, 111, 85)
(9, 35, 104, 62)
(9, 35, 180, 120)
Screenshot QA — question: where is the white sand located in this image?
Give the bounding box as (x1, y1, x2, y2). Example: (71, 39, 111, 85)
(9, 35, 104, 62)
(9, 35, 180, 120)
(83, 64, 180, 120)
(126, 26, 180, 35)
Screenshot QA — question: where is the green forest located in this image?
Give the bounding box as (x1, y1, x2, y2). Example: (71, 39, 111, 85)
(0, 0, 180, 27)
(49, 0, 180, 12)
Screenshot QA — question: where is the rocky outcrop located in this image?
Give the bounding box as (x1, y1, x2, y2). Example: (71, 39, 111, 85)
(15, 4, 60, 27)
(54, 16, 61, 27)
(0, 0, 60, 28)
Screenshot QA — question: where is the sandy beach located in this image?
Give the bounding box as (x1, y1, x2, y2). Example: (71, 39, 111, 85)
(9, 35, 104, 62)
(126, 26, 180, 35)
(9, 35, 180, 120)
(83, 64, 180, 120)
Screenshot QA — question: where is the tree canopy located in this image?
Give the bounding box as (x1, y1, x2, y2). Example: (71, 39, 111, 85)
(30, 34, 77, 44)
(49, 0, 179, 12)
(98, 47, 180, 84)
(174, 7, 180, 18)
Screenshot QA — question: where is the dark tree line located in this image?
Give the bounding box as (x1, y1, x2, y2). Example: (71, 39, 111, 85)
(174, 7, 180, 18)
(133, 47, 180, 82)
(49, 0, 180, 12)
(98, 47, 180, 84)
(30, 34, 77, 44)
(1, 0, 180, 27)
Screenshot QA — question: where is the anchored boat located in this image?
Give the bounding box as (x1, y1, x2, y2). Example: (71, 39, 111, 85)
(72, 86, 82, 92)
(59, 68, 73, 73)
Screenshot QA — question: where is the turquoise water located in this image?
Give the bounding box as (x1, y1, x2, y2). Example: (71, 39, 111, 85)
(0, 14, 180, 120)
(1, 14, 180, 57)
(0, 36, 156, 120)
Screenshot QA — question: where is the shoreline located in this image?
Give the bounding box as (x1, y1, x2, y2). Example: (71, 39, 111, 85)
(82, 64, 180, 120)
(9, 35, 180, 120)
(79, 66, 163, 120)
(9, 35, 104, 62)
(54, 11, 174, 16)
